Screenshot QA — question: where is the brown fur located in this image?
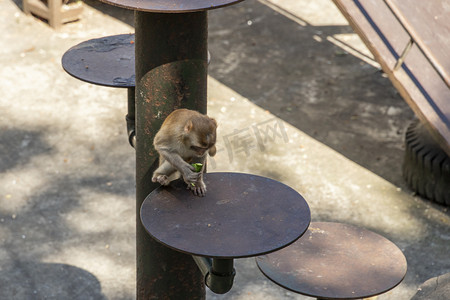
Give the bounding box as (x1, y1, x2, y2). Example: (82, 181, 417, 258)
(152, 109, 217, 196)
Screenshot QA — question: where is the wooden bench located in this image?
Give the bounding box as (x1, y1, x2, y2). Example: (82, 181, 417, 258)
(23, 0, 83, 29)
(332, 0, 450, 156)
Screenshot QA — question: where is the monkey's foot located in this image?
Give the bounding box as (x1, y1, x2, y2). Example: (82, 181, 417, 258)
(153, 175, 171, 186)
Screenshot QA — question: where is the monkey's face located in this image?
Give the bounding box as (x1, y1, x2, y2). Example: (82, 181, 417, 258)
(190, 130, 216, 157)
(187, 120, 216, 157)
(180, 113, 217, 157)
(190, 145, 209, 156)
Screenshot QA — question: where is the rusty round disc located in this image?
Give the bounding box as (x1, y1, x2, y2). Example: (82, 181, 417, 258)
(140, 172, 311, 258)
(62, 34, 135, 88)
(99, 0, 244, 12)
(256, 222, 407, 299)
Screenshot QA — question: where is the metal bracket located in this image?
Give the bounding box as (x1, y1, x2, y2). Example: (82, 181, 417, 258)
(394, 38, 414, 71)
(192, 256, 236, 294)
(125, 114, 136, 148)
(126, 87, 136, 148)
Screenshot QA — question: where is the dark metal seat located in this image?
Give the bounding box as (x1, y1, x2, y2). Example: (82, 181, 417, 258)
(62, 34, 135, 88)
(140, 172, 311, 258)
(257, 222, 407, 299)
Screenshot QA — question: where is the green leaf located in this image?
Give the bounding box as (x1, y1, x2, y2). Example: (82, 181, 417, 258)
(191, 163, 203, 172)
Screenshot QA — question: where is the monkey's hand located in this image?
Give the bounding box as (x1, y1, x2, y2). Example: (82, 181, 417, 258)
(188, 179, 207, 197)
(180, 165, 202, 186)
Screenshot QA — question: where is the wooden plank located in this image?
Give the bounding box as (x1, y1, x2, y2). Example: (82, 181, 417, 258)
(61, 2, 84, 24)
(332, 0, 409, 71)
(387, 0, 450, 87)
(332, 0, 450, 156)
(395, 44, 450, 154)
(24, 0, 50, 20)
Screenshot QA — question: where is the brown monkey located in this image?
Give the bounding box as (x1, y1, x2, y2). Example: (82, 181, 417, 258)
(152, 109, 217, 196)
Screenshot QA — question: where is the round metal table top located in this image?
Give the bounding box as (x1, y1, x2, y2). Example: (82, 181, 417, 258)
(62, 34, 135, 88)
(256, 222, 407, 299)
(140, 172, 311, 259)
(99, 0, 244, 13)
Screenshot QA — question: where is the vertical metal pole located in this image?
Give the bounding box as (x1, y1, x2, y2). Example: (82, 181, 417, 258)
(135, 11, 208, 299)
(126, 87, 136, 148)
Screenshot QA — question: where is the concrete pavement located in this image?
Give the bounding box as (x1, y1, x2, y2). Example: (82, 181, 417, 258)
(0, 0, 448, 299)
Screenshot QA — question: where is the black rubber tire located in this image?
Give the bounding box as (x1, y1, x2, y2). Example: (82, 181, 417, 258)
(402, 120, 450, 206)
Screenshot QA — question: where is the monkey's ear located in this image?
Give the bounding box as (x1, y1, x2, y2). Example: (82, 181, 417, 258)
(184, 120, 193, 133)
(210, 118, 218, 127)
(208, 145, 217, 157)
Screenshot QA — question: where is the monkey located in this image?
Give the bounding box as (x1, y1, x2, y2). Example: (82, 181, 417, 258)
(152, 109, 217, 197)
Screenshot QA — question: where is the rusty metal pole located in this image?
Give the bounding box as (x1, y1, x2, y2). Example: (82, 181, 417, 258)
(134, 11, 208, 299)
(62, 0, 245, 297)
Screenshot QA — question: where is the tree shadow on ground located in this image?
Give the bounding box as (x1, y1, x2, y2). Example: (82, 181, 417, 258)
(0, 129, 52, 173)
(0, 262, 108, 300)
(0, 126, 135, 299)
(206, 1, 416, 189)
